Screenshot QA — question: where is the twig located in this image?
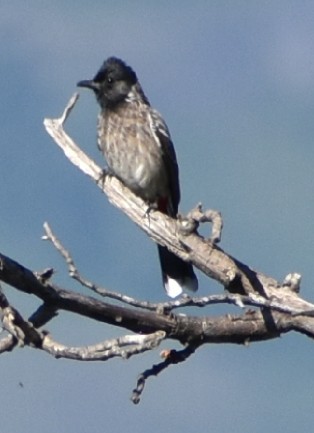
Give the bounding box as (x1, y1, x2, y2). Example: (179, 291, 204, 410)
(28, 304, 58, 328)
(58, 92, 79, 125)
(42, 221, 166, 311)
(44, 93, 102, 180)
(131, 344, 199, 404)
(183, 203, 223, 243)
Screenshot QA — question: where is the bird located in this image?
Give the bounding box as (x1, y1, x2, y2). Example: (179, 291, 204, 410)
(77, 56, 198, 298)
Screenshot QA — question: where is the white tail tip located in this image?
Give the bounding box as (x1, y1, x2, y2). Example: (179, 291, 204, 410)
(165, 278, 183, 298)
(164, 276, 198, 298)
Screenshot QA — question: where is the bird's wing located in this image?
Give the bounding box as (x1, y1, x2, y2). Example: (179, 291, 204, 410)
(149, 108, 181, 215)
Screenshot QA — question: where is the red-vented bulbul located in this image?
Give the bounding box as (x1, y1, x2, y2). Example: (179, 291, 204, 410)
(77, 57, 198, 297)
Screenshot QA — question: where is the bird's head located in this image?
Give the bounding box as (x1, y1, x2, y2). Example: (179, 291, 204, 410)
(77, 57, 138, 108)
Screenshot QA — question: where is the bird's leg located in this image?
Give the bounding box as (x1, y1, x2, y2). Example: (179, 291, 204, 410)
(143, 201, 158, 224)
(96, 167, 111, 188)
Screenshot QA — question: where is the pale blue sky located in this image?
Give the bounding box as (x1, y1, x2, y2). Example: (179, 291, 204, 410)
(1, 2, 314, 432)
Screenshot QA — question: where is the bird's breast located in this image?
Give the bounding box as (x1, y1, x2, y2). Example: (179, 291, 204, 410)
(97, 108, 168, 201)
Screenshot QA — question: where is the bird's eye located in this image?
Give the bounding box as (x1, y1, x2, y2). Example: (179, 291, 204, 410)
(107, 76, 113, 84)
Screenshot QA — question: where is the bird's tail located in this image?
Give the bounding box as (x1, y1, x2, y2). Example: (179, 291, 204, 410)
(157, 245, 198, 298)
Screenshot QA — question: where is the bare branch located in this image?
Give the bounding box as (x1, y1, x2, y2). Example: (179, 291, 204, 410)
(1, 252, 314, 342)
(42, 330, 166, 361)
(0, 285, 167, 361)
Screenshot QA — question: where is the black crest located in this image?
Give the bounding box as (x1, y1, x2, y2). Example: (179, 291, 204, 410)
(94, 57, 137, 86)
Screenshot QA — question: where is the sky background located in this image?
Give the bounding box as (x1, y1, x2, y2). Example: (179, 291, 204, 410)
(1, 1, 314, 432)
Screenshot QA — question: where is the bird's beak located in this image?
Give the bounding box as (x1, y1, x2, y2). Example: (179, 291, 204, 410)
(77, 79, 100, 91)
